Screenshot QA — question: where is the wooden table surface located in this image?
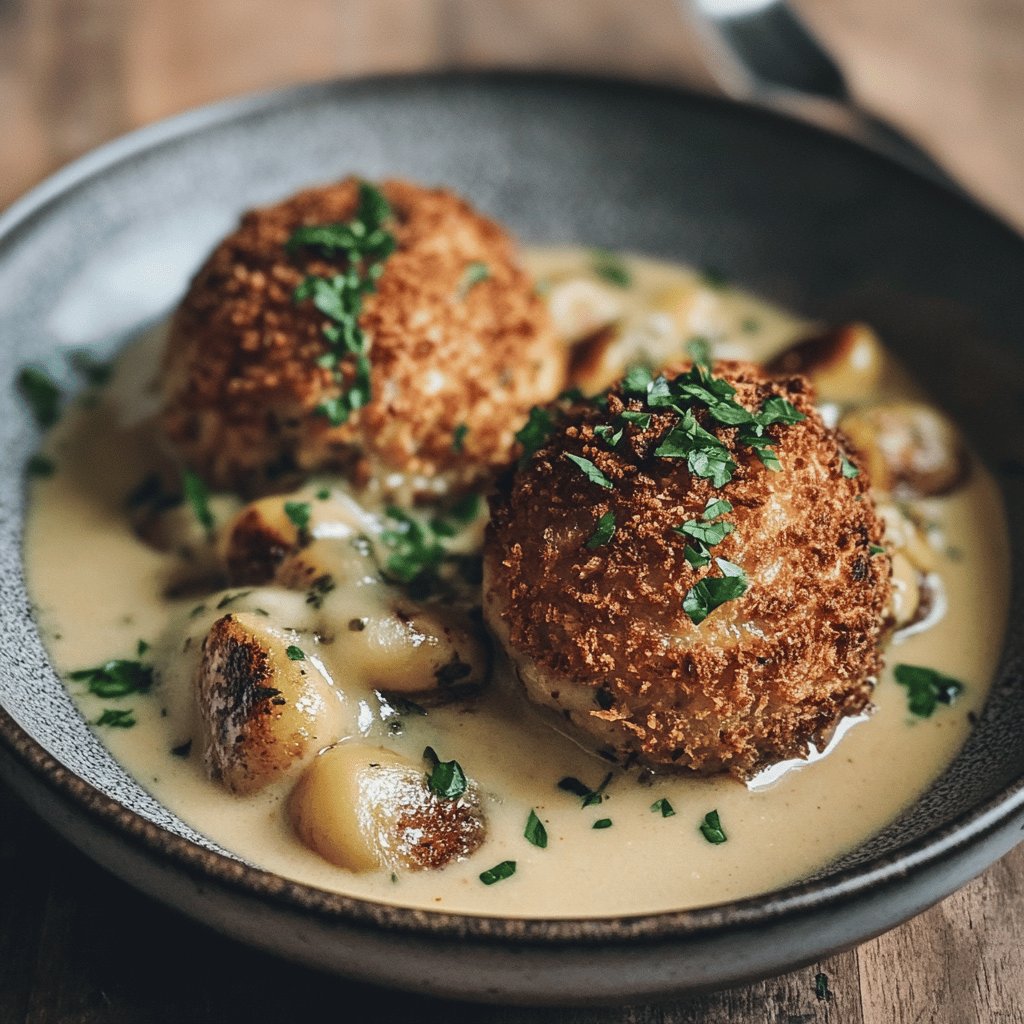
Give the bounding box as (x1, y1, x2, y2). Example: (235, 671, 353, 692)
(2, 2, 1023, 1021)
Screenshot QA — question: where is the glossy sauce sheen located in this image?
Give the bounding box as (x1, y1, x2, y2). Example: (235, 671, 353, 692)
(24, 249, 1010, 918)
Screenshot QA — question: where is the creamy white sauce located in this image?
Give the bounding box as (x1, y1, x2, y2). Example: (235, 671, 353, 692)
(24, 250, 1010, 918)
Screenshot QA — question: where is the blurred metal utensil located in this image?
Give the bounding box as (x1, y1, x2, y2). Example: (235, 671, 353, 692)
(683, 0, 959, 189)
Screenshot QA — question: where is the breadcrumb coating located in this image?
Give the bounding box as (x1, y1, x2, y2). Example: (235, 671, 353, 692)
(484, 362, 892, 778)
(162, 178, 564, 495)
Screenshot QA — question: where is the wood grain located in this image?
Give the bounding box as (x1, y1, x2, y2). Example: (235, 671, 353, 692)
(1, 0, 1023, 1020)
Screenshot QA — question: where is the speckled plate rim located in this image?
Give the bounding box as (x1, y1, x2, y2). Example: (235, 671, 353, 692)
(2, 70, 1024, 948)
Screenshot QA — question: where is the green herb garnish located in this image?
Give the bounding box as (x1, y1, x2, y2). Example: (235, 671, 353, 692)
(458, 261, 490, 297)
(381, 506, 447, 586)
(840, 455, 860, 479)
(869, 544, 886, 556)
(558, 772, 613, 808)
(182, 469, 215, 539)
(290, 181, 395, 425)
(96, 708, 135, 728)
(452, 423, 469, 452)
(69, 350, 112, 387)
(683, 558, 749, 626)
(305, 574, 336, 609)
(285, 645, 306, 661)
(564, 453, 613, 490)
(621, 364, 654, 395)
(316, 487, 331, 500)
(70, 660, 153, 698)
(686, 336, 712, 370)
(655, 409, 736, 487)
(26, 454, 55, 477)
(650, 797, 676, 818)
(594, 424, 623, 448)
(479, 860, 516, 885)
(515, 406, 554, 465)
(592, 249, 631, 288)
(18, 367, 61, 428)
(699, 809, 727, 844)
(893, 663, 965, 717)
(449, 492, 481, 524)
(524, 809, 548, 849)
(815, 973, 832, 1002)
(215, 590, 252, 609)
(424, 746, 468, 799)
(585, 510, 616, 549)
(619, 410, 651, 429)
(592, 818, 613, 830)
(284, 501, 312, 536)
(136, 639, 150, 658)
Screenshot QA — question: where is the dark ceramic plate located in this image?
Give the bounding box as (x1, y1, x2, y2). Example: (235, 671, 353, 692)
(2, 73, 1023, 1005)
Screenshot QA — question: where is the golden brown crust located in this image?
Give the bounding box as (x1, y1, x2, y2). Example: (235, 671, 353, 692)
(484, 361, 892, 778)
(162, 177, 564, 495)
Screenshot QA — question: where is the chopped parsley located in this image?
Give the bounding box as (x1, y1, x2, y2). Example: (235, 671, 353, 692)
(285, 645, 306, 661)
(558, 772, 613, 808)
(452, 423, 469, 452)
(674, 517, 734, 547)
(699, 808, 727, 844)
(458, 261, 490, 297)
(593, 424, 623, 448)
(289, 181, 395, 425)
(683, 558, 749, 626)
(619, 410, 651, 429)
(381, 506, 447, 586)
(305, 574, 336, 609)
(70, 659, 153, 698)
(585, 510, 616, 549)
(869, 544, 886, 556)
(96, 708, 135, 728)
(515, 406, 554, 465)
(650, 797, 676, 817)
(69, 350, 112, 387)
(894, 663, 965, 717)
(284, 500, 312, 537)
(741, 317, 760, 334)
(654, 409, 737, 487)
(448, 492, 481, 524)
(315, 487, 331, 500)
(216, 590, 252, 609)
(18, 367, 61, 428)
(592, 249, 632, 288)
(424, 746, 468, 799)
(840, 455, 860, 479)
(26, 454, 55, 477)
(479, 860, 516, 885)
(136, 639, 150, 657)
(524, 809, 548, 849)
(564, 453, 613, 489)
(592, 818, 613, 830)
(181, 469, 215, 539)
(815, 972, 832, 1002)
(686, 336, 712, 370)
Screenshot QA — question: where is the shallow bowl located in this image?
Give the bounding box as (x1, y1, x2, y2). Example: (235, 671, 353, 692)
(2, 73, 1024, 1005)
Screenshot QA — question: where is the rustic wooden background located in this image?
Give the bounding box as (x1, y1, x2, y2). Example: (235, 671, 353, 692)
(2, 1, 1023, 1021)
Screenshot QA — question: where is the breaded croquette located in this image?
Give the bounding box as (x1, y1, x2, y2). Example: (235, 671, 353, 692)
(484, 361, 892, 778)
(162, 178, 565, 496)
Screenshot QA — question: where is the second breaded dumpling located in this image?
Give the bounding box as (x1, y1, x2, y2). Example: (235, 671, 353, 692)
(484, 361, 892, 779)
(162, 177, 565, 496)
